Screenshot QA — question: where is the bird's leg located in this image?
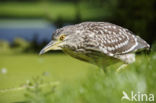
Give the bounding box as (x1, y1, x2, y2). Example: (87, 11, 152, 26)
(102, 67, 107, 73)
(116, 64, 128, 72)
(101, 64, 109, 73)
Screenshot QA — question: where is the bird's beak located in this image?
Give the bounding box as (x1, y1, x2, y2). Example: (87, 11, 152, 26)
(39, 40, 62, 55)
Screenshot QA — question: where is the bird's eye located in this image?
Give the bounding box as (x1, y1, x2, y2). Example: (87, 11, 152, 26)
(59, 35, 66, 41)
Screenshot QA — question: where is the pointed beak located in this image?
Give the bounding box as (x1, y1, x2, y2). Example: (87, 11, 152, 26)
(39, 40, 62, 55)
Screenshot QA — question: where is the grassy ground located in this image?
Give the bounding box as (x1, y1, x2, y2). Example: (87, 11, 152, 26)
(0, 53, 96, 102)
(0, 2, 111, 21)
(0, 52, 156, 103)
(0, 2, 76, 20)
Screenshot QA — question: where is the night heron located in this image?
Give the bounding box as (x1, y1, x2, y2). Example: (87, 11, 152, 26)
(40, 22, 150, 71)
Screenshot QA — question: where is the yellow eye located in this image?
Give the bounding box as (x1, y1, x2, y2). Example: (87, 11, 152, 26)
(59, 35, 66, 41)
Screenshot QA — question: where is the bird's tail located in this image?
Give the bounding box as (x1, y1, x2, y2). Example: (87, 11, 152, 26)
(136, 36, 150, 51)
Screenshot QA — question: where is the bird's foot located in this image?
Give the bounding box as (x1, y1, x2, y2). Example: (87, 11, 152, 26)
(116, 64, 128, 72)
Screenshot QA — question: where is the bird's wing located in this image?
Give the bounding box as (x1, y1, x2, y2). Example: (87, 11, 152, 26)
(81, 22, 150, 57)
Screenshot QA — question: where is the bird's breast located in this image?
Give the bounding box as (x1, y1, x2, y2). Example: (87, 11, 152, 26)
(62, 48, 119, 68)
(62, 48, 91, 62)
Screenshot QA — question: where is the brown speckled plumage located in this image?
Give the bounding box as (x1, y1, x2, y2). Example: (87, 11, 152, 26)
(40, 22, 150, 69)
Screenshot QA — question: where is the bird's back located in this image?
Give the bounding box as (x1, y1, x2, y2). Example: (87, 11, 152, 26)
(74, 22, 150, 56)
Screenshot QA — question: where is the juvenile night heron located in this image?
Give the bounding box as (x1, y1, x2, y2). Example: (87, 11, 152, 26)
(40, 22, 150, 71)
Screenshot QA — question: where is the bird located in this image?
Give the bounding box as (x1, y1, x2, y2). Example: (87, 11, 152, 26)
(39, 22, 150, 71)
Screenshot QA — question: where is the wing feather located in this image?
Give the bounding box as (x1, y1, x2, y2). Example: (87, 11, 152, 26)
(78, 22, 149, 56)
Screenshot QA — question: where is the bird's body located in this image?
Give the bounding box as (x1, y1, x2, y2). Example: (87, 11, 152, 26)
(40, 22, 150, 70)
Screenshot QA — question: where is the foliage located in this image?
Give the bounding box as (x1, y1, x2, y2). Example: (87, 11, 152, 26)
(0, 52, 155, 103)
(23, 53, 156, 103)
(151, 41, 156, 52)
(0, 40, 10, 53)
(0, 53, 93, 102)
(24, 76, 59, 103)
(12, 38, 29, 48)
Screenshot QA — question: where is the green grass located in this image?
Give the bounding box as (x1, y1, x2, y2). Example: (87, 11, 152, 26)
(0, 2, 111, 21)
(0, 53, 96, 102)
(0, 53, 156, 103)
(0, 2, 76, 20)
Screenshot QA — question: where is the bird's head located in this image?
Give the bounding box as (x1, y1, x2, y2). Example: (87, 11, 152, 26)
(39, 25, 78, 55)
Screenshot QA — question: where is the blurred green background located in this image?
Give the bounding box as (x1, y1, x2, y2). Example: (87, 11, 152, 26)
(0, 0, 156, 103)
